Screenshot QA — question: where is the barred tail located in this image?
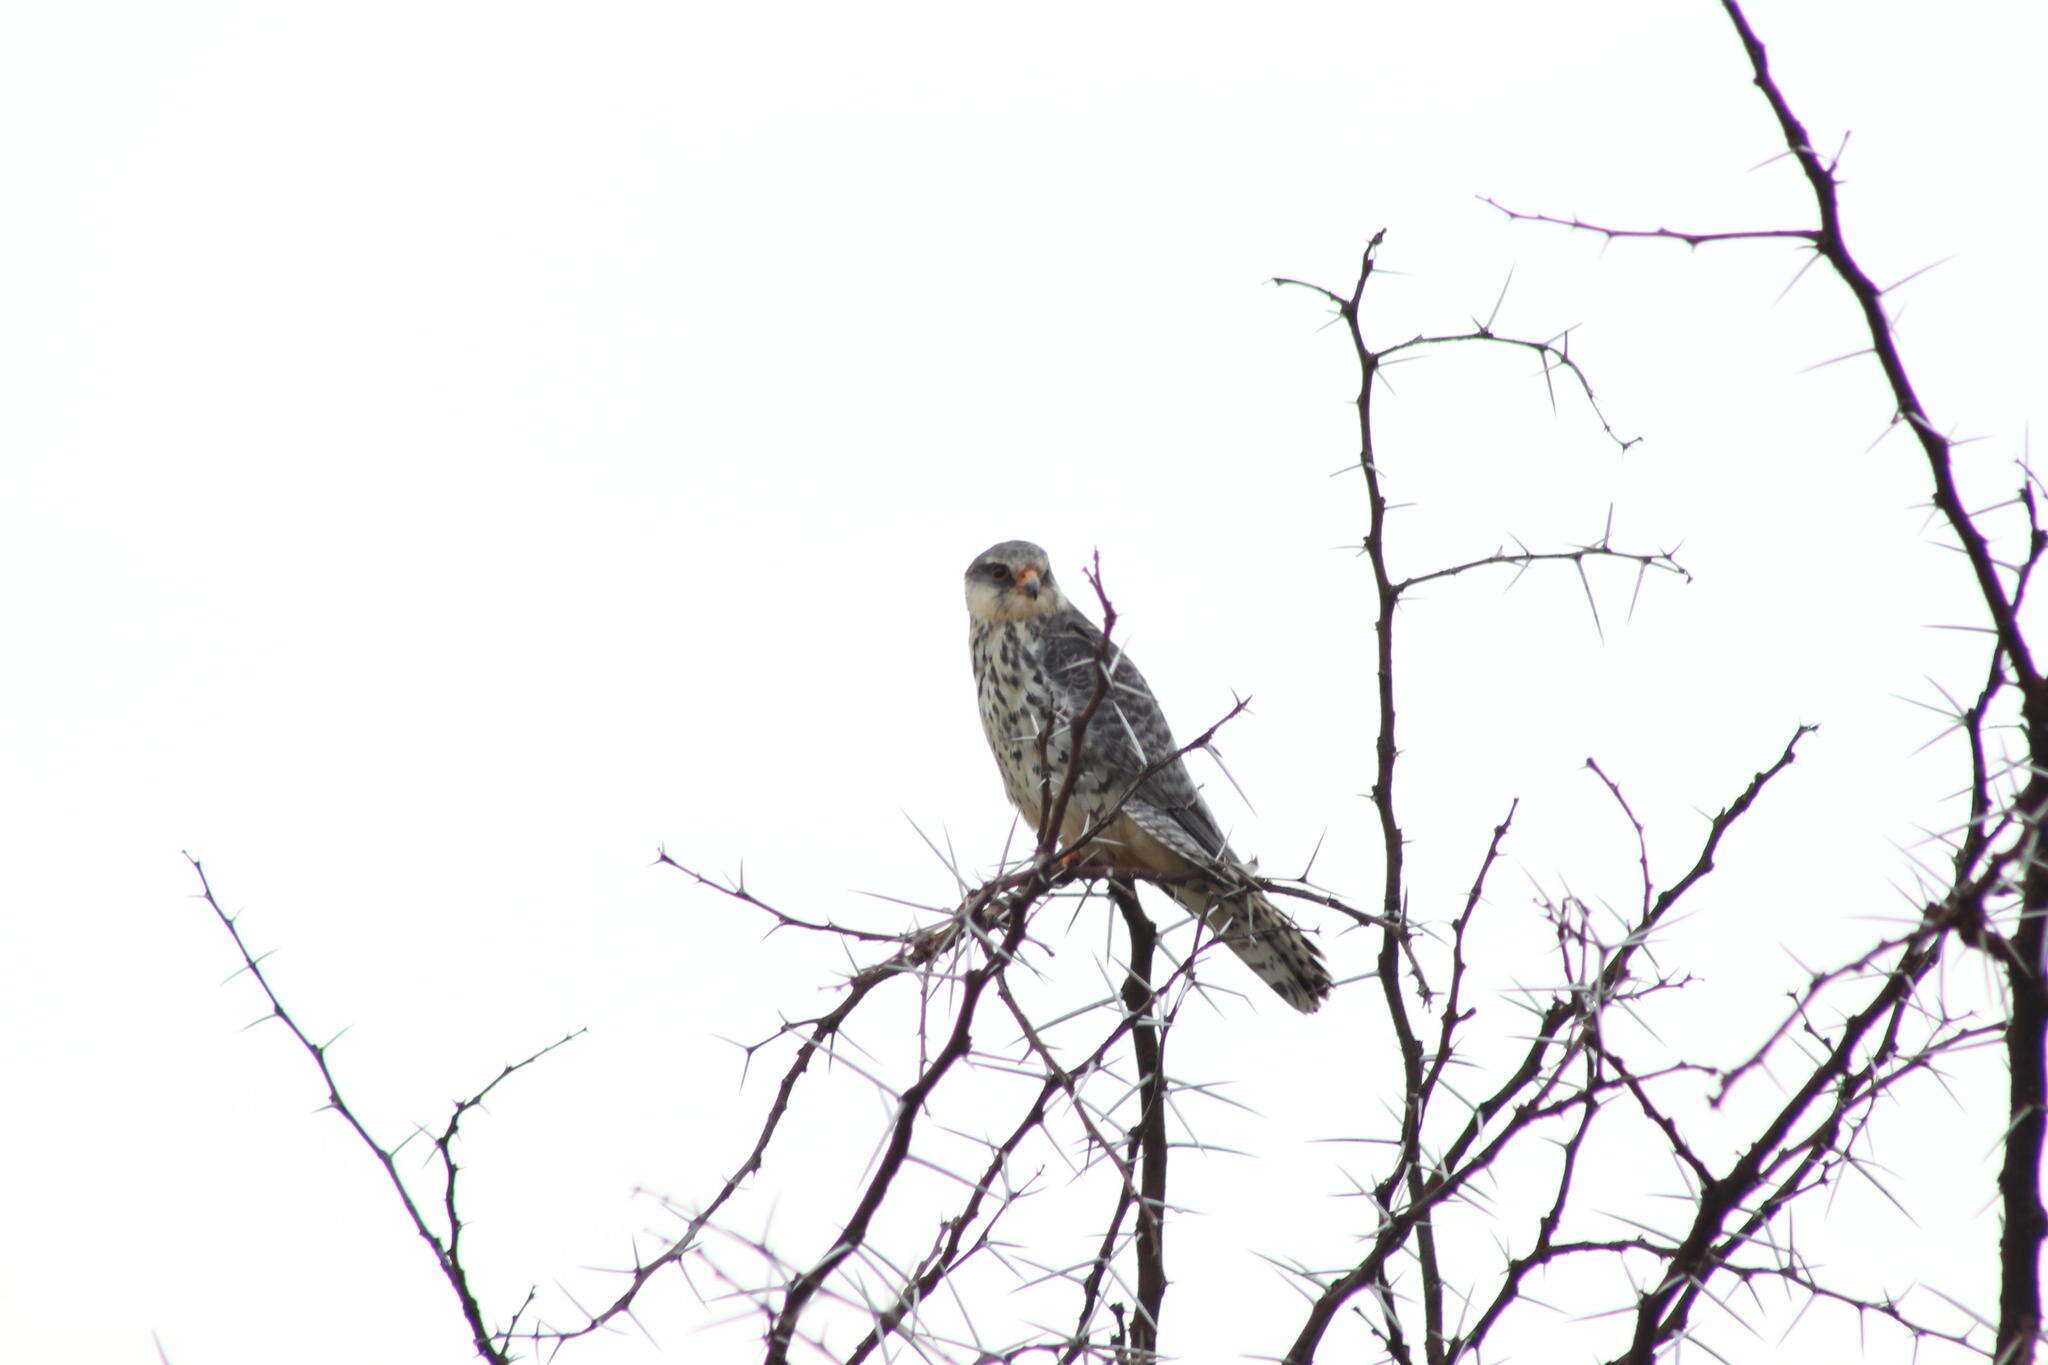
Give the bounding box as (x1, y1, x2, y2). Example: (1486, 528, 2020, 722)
(1165, 881, 1332, 1013)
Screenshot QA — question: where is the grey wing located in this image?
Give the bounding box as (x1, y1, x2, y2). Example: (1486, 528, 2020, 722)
(1038, 607, 1234, 863)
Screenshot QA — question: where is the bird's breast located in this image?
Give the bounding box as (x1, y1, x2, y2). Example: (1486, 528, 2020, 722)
(970, 621, 1069, 816)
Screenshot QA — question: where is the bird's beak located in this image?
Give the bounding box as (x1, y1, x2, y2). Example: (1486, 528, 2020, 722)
(1016, 568, 1042, 599)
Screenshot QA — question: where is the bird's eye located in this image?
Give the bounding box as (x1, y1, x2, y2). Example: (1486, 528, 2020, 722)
(987, 563, 1012, 581)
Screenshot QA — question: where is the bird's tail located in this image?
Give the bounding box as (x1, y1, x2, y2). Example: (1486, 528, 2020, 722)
(1164, 879, 1332, 1013)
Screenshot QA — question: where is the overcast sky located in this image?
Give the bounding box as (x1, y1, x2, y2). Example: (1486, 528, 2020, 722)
(4, 3, 2043, 1362)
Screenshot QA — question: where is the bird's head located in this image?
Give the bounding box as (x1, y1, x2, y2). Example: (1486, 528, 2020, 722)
(965, 540, 1065, 622)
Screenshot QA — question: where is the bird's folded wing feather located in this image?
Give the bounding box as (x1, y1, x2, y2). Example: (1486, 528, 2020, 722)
(1038, 607, 1236, 866)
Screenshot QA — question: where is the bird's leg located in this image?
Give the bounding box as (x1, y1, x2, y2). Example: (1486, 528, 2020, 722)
(1050, 846, 1120, 881)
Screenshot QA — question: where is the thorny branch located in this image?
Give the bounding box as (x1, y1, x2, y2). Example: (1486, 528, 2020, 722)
(1482, 2, 2046, 1358)
(1276, 227, 1729, 1364)
(1110, 878, 1170, 1362)
(1267, 8, 2040, 1345)
(189, 854, 577, 1365)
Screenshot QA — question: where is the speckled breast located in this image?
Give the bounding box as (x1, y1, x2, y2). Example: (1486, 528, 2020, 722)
(969, 618, 1077, 827)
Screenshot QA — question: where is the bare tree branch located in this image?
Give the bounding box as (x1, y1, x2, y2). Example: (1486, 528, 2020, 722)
(189, 854, 575, 1364)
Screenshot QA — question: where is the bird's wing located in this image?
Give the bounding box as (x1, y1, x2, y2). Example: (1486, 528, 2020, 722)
(1037, 605, 1235, 865)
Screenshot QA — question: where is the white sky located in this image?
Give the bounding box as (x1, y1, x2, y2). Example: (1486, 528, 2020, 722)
(4, 2, 2044, 1362)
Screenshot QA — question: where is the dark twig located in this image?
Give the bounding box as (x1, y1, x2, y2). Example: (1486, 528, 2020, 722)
(1487, 3, 2045, 1354)
(1477, 196, 1819, 249)
(1110, 878, 1170, 1360)
(1713, 0, 2036, 692)
(1277, 725, 1811, 1364)
(761, 870, 1043, 1363)
(1399, 540, 1687, 595)
(1717, 6, 2048, 1351)
(189, 854, 573, 1365)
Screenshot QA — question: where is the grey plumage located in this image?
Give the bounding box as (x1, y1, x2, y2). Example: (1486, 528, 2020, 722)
(963, 540, 1332, 1013)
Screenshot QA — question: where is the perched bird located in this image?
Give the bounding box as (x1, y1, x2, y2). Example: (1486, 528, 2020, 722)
(963, 539, 1332, 1013)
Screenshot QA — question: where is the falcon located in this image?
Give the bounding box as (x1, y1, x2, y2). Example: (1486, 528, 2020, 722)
(964, 539, 1332, 1012)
